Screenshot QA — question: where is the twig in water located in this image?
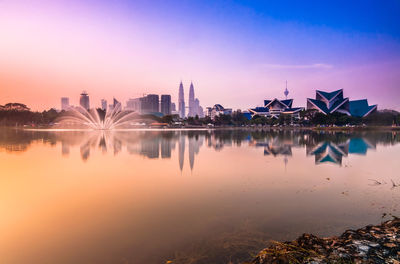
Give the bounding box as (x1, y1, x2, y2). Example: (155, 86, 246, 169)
(390, 179, 399, 189)
(368, 179, 382, 186)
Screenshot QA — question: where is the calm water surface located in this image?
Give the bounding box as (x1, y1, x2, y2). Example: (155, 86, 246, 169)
(0, 128, 399, 264)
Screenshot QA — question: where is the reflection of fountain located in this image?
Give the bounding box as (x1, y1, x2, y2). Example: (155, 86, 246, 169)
(58, 106, 139, 130)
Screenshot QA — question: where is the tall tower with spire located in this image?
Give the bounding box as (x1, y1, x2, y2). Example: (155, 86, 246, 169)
(188, 82, 195, 117)
(284, 80, 289, 99)
(178, 82, 185, 118)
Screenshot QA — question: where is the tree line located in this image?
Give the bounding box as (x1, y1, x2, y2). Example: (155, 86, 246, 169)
(0, 103, 399, 127)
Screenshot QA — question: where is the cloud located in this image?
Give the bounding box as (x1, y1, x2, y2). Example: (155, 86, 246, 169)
(262, 63, 333, 69)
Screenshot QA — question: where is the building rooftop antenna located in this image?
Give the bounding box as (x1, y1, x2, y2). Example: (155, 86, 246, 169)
(284, 80, 289, 99)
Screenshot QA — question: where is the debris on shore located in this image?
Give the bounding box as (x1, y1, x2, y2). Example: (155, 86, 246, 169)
(252, 218, 400, 264)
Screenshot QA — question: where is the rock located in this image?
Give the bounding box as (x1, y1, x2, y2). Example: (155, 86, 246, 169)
(252, 218, 400, 264)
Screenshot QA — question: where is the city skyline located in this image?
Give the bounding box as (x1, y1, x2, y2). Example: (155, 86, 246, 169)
(0, 0, 399, 111)
(59, 81, 203, 116)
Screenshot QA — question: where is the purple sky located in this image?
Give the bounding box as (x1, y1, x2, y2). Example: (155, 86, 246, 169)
(0, 0, 399, 110)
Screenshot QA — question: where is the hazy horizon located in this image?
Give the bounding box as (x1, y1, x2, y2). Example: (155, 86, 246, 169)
(1, 0, 399, 111)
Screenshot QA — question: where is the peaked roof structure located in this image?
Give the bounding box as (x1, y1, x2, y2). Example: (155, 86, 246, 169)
(249, 107, 269, 115)
(250, 97, 303, 118)
(264, 98, 293, 108)
(349, 99, 377, 117)
(307, 89, 377, 117)
(316, 89, 343, 101)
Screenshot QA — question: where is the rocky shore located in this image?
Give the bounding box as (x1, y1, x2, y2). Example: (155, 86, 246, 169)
(252, 218, 400, 264)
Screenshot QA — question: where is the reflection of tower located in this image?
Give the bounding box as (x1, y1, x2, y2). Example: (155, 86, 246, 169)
(161, 137, 172, 158)
(80, 141, 90, 161)
(61, 141, 70, 156)
(179, 134, 185, 171)
(113, 137, 122, 155)
(99, 135, 107, 153)
(178, 82, 185, 118)
(188, 82, 195, 117)
(188, 135, 204, 171)
(140, 138, 160, 159)
(284, 81, 289, 100)
(284, 155, 288, 171)
(188, 137, 195, 171)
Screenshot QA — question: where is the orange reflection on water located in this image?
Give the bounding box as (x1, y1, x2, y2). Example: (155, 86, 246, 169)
(0, 129, 399, 264)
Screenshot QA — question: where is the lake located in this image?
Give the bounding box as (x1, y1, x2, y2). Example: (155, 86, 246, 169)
(0, 128, 399, 264)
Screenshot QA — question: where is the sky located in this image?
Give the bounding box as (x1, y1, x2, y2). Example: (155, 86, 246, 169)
(0, 0, 399, 111)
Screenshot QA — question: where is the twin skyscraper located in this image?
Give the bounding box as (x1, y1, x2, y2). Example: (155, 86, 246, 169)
(178, 81, 204, 118)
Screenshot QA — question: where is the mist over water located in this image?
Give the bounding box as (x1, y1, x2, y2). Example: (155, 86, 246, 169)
(0, 128, 399, 263)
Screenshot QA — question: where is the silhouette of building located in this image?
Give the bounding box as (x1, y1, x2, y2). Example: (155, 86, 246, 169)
(207, 104, 232, 120)
(101, 99, 107, 111)
(171, 102, 176, 112)
(160, 95, 172, 115)
(126, 98, 142, 113)
(188, 82, 195, 117)
(249, 98, 303, 119)
(307, 89, 377, 117)
(187, 82, 204, 117)
(194, 98, 204, 117)
(113, 98, 122, 112)
(61, 97, 70, 111)
(178, 82, 185, 118)
(140, 94, 159, 114)
(79, 91, 90, 110)
(249, 84, 303, 119)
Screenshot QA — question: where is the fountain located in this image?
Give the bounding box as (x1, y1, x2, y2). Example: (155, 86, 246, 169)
(57, 106, 141, 130)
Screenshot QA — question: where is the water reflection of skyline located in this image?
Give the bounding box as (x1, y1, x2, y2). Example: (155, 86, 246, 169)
(1, 129, 399, 168)
(307, 138, 376, 165)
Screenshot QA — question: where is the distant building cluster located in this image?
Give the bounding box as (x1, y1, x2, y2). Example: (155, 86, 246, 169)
(243, 85, 377, 121)
(59, 81, 204, 118)
(59, 82, 377, 121)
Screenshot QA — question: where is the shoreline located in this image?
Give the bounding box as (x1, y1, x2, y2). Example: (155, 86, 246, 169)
(5, 125, 400, 132)
(11, 126, 400, 132)
(251, 218, 400, 264)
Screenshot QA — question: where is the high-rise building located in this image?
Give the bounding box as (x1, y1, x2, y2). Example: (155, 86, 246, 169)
(126, 98, 142, 113)
(160, 95, 171, 115)
(140, 94, 159, 114)
(188, 82, 195, 117)
(79, 91, 90, 110)
(101, 99, 107, 111)
(178, 82, 185, 118)
(194, 98, 204, 117)
(113, 98, 122, 112)
(171, 102, 176, 112)
(61, 97, 69, 111)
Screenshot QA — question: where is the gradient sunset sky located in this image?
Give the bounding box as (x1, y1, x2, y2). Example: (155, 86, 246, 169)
(0, 0, 399, 111)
